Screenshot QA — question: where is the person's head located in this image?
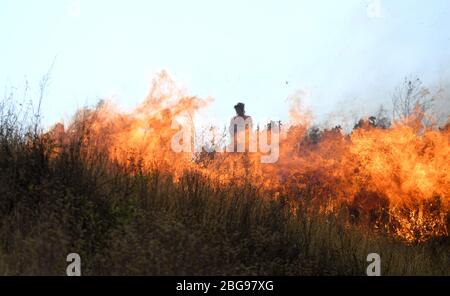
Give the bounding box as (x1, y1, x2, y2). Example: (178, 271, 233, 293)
(234, 102, 245, 116)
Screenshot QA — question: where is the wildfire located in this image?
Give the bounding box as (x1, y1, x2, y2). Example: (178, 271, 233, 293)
(50, 72, 450, 243)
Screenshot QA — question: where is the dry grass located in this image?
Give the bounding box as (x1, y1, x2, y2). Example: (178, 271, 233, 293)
(0, 98, 448, 276)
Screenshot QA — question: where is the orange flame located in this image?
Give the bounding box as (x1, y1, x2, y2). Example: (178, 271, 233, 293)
(50, 72, 450, 243)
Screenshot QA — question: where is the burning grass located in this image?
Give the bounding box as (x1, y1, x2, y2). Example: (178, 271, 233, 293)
(0, 73, 448, 275)
(49, 72, 449, 244)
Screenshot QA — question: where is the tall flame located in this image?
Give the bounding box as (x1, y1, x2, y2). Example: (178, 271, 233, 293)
(50, 72, 450, 243)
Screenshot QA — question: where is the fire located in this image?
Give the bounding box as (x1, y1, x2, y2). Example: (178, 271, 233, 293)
(50, 72, 450, 243)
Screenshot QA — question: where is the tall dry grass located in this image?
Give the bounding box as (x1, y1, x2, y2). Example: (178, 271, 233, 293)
(0, 95, 448, 275)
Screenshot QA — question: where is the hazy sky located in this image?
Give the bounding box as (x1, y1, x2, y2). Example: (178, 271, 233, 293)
(1, 0, 450, 128)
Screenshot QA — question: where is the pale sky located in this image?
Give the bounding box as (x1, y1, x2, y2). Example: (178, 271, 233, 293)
(1, 0, 450, 128)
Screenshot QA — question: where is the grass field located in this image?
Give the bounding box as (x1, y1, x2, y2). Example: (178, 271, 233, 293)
(0, 102, 448, 276)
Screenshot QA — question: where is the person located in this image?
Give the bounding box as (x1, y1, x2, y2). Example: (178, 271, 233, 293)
(229, 102, 253, 152)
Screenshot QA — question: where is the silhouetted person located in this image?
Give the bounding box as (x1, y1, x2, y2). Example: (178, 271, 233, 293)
(229, 102, 253, 152)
